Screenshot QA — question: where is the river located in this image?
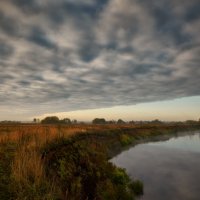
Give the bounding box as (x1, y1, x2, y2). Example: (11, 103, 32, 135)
(111, 131, 200, 200)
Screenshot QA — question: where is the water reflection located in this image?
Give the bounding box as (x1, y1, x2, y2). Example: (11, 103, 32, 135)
(111, 132, 200, 200)
(148, 132, 200, 153)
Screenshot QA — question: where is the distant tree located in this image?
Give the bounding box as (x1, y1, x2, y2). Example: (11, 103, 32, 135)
(185, 120, 198, 125)
(117, 119, 126, 124)
(41, 116, 60, 124)
(72, 119, 77, 124)
(60, 118, 71, 124)
(92, 118, 106, 124)
(151, 119, 163, 124)
(0, 120, 21, 124)
(107, 120, 116, 124)
(33, 118, 40, 123)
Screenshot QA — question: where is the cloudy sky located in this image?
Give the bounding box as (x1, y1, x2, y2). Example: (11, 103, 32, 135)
(0, 0, 200, 121)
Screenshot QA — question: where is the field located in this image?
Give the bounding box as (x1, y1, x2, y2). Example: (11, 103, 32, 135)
(0, 123, 199, 200)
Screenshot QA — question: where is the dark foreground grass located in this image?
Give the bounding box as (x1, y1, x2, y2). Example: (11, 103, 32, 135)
(42, 137, 141, 200)
(0, 143, 16, 199)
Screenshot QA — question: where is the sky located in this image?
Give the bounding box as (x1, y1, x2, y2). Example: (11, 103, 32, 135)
(0, 0, 200, 121)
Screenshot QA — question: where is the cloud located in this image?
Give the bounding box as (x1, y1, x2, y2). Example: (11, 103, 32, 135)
(0, 10, 20, 37)
(28, 26, 57, 50)
(0, 0, 200, 119)
(0, 41, 14, 58)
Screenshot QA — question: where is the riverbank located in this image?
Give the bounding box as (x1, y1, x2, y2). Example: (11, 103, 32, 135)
(0, 123, 200, 199)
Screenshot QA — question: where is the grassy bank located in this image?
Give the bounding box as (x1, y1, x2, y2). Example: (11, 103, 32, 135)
(0, 124, 200, 199)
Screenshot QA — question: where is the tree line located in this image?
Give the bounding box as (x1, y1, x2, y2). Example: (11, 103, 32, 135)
(33, 116, 200, 125)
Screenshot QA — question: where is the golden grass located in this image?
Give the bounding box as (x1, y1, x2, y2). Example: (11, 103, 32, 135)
(0, 124, 88, 144)
(0, 124, 89, 199)
(11, 146, 44, 187)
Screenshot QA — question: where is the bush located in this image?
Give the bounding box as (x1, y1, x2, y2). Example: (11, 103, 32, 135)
(44, 138, 138, 200)
(120, 134, 133, 146)
(130, 180, 144, 196)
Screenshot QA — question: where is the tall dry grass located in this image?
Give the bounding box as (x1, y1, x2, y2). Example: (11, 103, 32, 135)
(0, 124, 87, 200)
(11, 145, 44, 187)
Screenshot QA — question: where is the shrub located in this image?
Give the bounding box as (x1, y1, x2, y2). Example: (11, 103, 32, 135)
(130, 180, 144, 196)
(44, 138, 137, 200)
(120, 134, 133, 146)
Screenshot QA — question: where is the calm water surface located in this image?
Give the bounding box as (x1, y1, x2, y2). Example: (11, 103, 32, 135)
(111, 132, 200, 200)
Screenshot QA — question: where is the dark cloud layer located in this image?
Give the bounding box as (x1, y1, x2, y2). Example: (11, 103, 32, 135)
(0, 0, 200, 118)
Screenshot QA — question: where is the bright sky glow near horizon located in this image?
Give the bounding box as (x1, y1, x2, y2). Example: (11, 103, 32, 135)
(0, 0, 200, 121)
(37, 95, 200, 121)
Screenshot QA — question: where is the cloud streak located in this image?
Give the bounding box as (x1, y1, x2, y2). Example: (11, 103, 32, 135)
(0, 0, 200, 118)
